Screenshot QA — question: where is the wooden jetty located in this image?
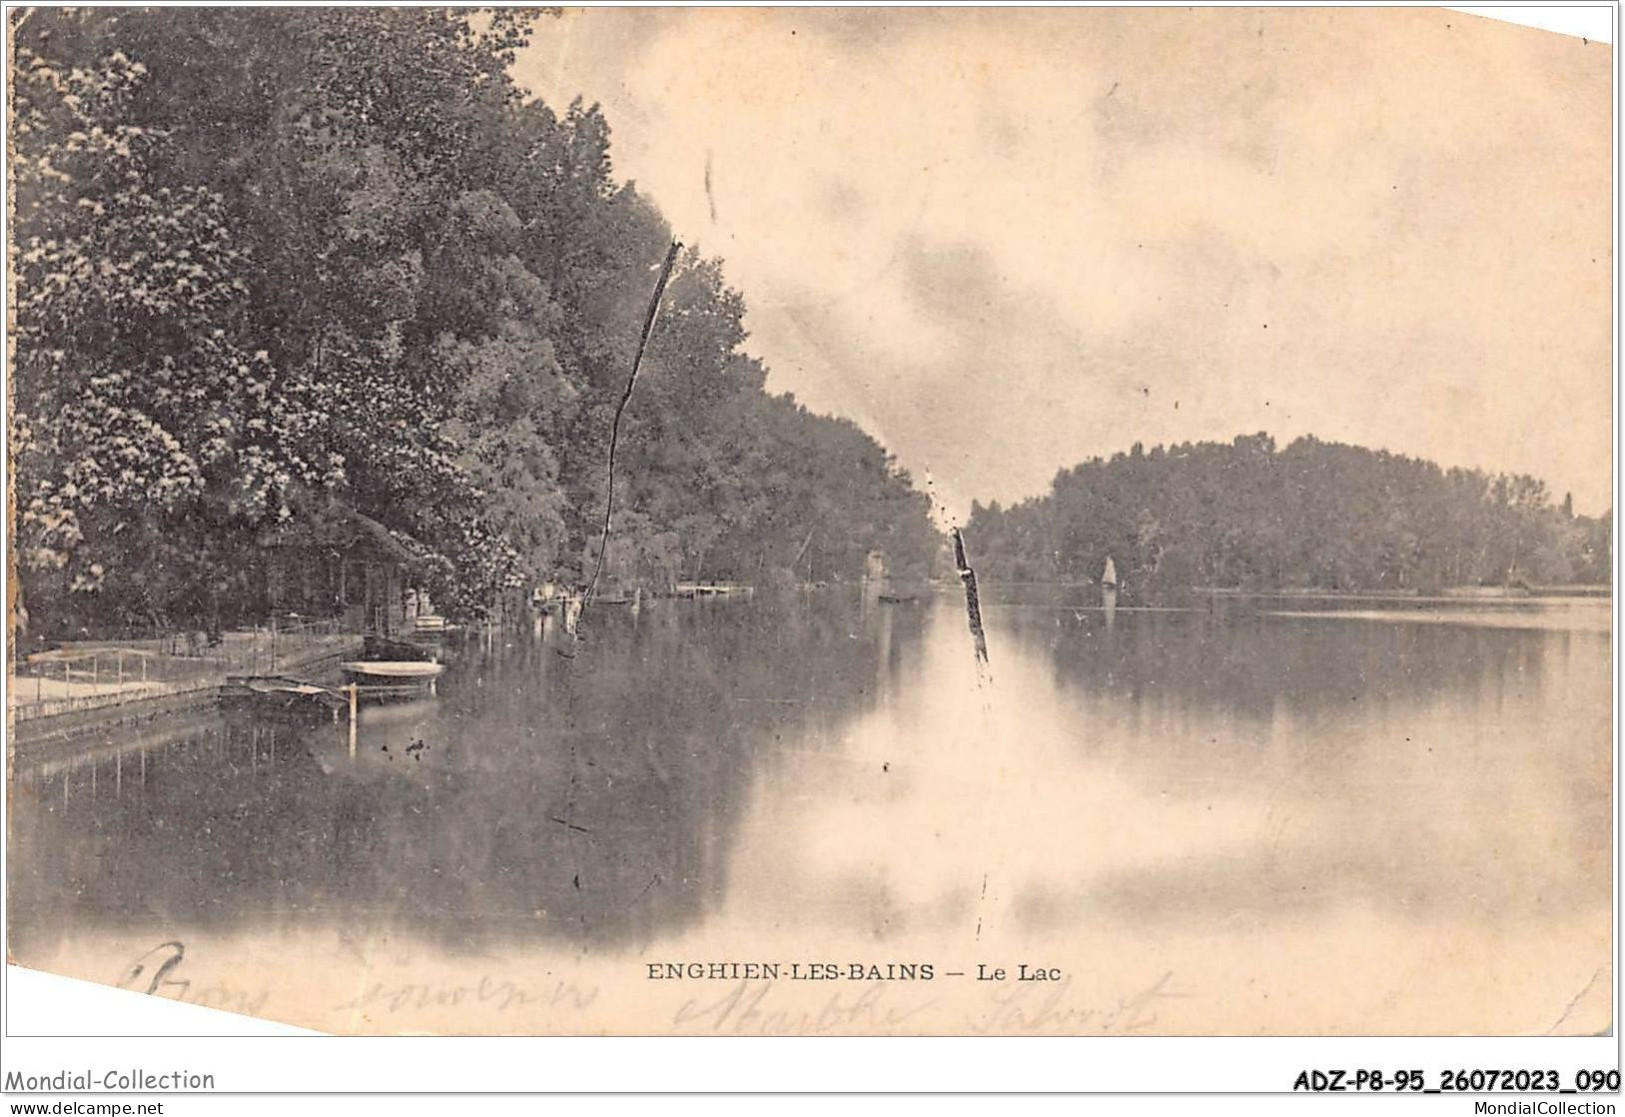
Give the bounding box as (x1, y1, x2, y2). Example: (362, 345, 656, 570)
(672, 582, 754, 599)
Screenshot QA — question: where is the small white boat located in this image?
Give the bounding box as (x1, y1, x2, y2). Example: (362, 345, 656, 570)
(238, 676, 329, 696)
(341, 660, 445, 681)
(223, 675, 346, 712)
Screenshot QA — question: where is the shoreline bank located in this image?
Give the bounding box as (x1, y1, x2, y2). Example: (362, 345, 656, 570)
(9, 636, 365, 757)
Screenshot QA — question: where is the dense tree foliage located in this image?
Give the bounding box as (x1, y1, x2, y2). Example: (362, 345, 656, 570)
(965, 434, 1610, 596)
(11, 10, 938, 632)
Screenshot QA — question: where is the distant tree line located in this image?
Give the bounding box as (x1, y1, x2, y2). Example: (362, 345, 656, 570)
(964, 434, 1610, 596)
(11, 10, 938, 634)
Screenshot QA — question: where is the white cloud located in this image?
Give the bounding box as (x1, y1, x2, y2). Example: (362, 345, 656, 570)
(513, 7, 1612, 516)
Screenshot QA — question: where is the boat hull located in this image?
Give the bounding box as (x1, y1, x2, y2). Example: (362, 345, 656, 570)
(341, 661, 445, 683)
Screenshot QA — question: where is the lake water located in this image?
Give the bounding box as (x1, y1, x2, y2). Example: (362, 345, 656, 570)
(7, 591, 1612, 1034)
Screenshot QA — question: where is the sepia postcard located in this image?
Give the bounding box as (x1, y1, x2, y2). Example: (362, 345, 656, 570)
(3, 5, 1613, 1041)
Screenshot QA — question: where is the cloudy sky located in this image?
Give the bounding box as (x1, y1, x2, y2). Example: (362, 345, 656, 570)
(512, 8, 1612, 520)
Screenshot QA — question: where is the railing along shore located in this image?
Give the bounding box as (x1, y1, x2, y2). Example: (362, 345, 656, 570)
(10, 617, 354, 721)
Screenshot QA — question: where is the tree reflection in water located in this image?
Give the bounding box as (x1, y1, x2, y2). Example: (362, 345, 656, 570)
(8, 594, 927, 960)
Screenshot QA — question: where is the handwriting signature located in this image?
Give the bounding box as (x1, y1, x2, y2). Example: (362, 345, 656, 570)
(118, 941, 188, 997)
(116, 941, 269, 1016)
(673, 979, 938, 1035)
(963, 972, 1192, 1034)
(334, 975, 598, 1015)
(671, 973, 1191, 1035)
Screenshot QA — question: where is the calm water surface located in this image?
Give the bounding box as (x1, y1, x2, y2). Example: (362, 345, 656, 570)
(8, 591, 1611, 1034)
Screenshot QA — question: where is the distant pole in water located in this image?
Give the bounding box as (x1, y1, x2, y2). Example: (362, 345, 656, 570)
(583, 240, 683, 608)
(347, 683, 358, 759)
(952, 528, 990, 666)
(1101, 554, 1119, 615)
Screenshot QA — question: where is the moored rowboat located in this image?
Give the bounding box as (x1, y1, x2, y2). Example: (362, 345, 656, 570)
(341, 660, 445, 682)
